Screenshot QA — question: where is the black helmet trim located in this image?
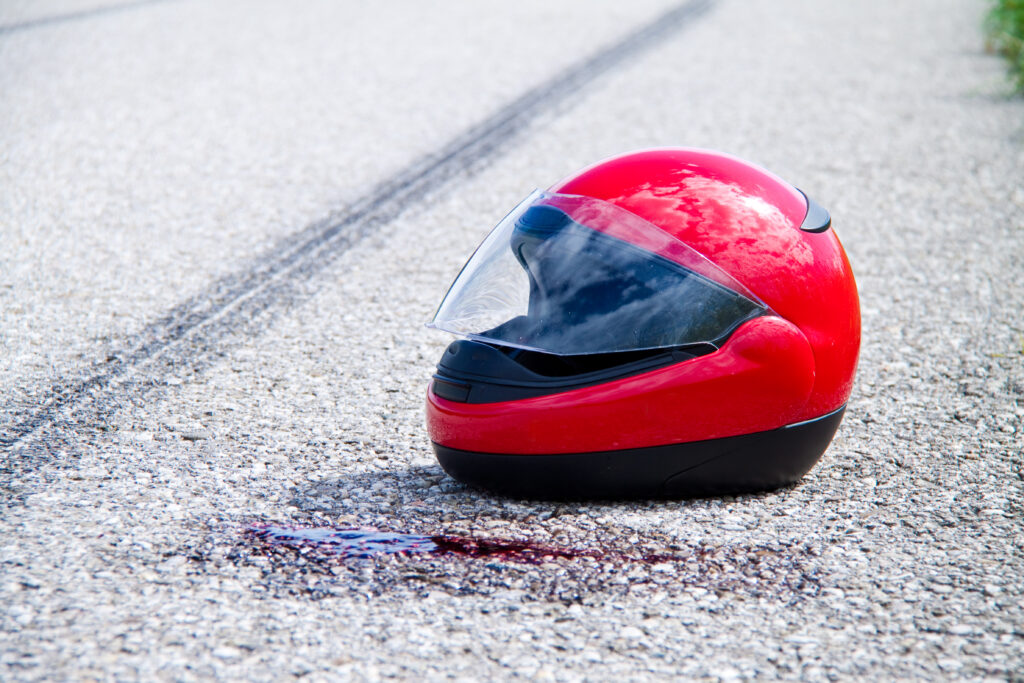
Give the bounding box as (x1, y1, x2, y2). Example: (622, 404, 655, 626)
(431, 338, 717, 404)
(797, 189, 832, 233)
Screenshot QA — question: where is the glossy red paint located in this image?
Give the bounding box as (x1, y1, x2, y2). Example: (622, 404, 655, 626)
(552, 148, 860, 418)
(427, 316, 816, 454)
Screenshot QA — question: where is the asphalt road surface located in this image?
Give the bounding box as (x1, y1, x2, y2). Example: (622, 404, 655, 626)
(2, 0, 1023, 679)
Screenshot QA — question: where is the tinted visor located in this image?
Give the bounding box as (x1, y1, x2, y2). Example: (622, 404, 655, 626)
(428, 191, 768, 356)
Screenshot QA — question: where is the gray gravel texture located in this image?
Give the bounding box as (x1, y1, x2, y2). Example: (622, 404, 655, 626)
(2, 0, 1023, 680)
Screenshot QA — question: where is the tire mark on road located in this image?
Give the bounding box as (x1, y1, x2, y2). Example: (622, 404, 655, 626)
(0, 0, 176, 36)
(0, 0, 713, 493)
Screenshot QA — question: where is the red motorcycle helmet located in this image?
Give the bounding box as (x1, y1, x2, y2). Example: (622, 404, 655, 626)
(426, 148, 860, 499)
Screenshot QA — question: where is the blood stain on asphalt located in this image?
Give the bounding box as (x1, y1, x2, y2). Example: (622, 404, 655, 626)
(247, 524, 604, 563)
(235, 523, 822, 601)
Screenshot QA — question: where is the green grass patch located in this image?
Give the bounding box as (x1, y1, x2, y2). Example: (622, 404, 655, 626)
(987, 0, 1024, 91)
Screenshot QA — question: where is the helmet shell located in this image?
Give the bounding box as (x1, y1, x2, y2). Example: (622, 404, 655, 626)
(425, 148, 860, 498)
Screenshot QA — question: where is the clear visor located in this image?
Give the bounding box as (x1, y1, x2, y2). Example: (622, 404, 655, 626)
(428, 191, 768, 356)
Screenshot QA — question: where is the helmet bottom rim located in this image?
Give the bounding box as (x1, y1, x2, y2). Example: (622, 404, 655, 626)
(432, 405, 846, 501)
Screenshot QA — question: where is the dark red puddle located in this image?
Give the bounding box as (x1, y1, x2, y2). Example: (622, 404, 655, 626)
(247, 524, 603, 563)
(240, 524, 822, 601)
